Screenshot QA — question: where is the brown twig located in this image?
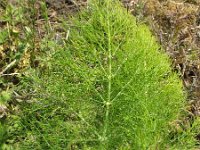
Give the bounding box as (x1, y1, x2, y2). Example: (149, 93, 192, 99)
(0, 59, 17, 76)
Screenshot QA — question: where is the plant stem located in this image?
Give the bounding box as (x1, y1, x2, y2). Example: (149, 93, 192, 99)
(102, 1, 112, 148)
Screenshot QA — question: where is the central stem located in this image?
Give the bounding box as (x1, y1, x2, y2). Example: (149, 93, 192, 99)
(102, 2, 112, 147)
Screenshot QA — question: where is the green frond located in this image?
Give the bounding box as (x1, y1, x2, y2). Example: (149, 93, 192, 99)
(13, 0, 187, 149)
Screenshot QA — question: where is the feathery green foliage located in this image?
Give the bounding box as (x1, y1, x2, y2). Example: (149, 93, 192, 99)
(11, 0, 186, 149)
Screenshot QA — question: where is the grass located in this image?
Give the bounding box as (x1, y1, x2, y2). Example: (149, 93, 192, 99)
(1, 0, 200, 149)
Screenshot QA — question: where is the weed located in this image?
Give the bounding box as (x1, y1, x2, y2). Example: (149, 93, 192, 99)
(7, 0, 189, 149)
